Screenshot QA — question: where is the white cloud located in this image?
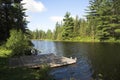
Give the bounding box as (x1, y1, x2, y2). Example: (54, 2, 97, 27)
(50, 16, 63, 22)
(21, 0, 46, 13)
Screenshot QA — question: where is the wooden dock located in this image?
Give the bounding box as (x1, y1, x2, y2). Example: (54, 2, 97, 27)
(9, 54, 77, 68)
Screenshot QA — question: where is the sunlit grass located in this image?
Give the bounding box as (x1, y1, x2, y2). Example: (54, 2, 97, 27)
(0, 47, 12, 57)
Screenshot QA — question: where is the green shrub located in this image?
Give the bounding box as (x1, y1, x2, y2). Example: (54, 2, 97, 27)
(0, 47, 12, 57)
(6, 29, 33, 56)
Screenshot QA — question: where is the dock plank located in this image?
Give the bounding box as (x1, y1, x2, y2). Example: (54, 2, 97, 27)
(9, 54, 77, 68)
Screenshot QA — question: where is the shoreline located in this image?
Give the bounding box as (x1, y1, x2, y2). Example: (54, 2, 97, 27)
(31, 39, 120, 43)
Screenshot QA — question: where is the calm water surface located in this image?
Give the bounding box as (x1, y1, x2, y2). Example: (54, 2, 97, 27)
(32, 40, 120, 80)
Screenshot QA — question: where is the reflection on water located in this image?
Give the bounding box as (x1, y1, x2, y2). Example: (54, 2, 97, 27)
(88, 43, 120, 80)
(32, 40, 56, 54)
(32, 40, 120, 80)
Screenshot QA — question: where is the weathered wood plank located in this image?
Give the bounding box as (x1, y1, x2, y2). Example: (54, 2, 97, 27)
(9, 54, 77, 68)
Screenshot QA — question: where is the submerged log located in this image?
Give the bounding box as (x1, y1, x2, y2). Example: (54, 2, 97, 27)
(9, 54, 77, 68)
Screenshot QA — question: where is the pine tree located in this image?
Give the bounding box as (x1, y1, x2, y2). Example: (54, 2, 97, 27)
(87, 0, 120, 41)
(0, 0, 27, 43)
(46, 29, 53, 40)
(54, 22, 63, 40)
(62, 12, 74, 40)
(73, 15, 80, 37)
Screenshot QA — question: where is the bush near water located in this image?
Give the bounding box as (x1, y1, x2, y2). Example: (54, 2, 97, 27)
(0, 29, 53, 80)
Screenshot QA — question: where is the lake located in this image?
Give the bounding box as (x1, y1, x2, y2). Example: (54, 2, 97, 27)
(32, 40, 120, 80)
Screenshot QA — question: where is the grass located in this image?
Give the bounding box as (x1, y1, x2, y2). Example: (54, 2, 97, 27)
(0, 47, 53, 80)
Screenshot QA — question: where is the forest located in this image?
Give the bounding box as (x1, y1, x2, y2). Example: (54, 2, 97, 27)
(31, 0, 120, 42)
(0, 0, 52, 80)
(0, 0, 120, 80)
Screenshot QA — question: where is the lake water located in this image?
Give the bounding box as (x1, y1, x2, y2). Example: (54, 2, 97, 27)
(32, 40, 120, 80)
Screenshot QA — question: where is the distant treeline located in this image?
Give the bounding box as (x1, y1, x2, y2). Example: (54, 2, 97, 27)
(31, 0, 120, 42)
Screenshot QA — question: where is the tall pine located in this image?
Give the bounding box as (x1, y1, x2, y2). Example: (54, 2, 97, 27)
(62, 12, 74, 40)
(0, 0, 27, 43)
(87, 0, 120, 41)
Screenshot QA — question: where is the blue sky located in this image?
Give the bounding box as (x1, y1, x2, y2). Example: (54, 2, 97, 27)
(22, 0, 89, 32)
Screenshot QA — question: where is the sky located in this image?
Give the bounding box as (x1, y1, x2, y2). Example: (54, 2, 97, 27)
(21, 0, 89, 32)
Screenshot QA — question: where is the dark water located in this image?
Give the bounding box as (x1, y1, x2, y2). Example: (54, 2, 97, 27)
(32, 40, 120, 80)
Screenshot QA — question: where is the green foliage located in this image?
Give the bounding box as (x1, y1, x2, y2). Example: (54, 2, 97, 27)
(31, 12, 97, 42)
(72, 36, 99, 42)
(0, 47, 12, 57)
(46, 29, 53, 40)
(0, 0, 27, 42)
(53, 22, 63, 40)
(31, 1, 120, 42)
(115, 29, 120, 34)
(0, 57, 53, 80)
(87, 0, 120, 41)
(62, 12, 74, 40)
(31, 29, 46, 40)
(114, 29, 120, 40)
(73, 15, 80, 37)
(6, 29, 33, 56)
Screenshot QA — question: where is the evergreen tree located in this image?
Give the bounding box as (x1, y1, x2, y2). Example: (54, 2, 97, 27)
(35, 29, 39, 39)
(6, 29, 32, 56)
(87, 0, 120, 41)
(62, 12, 74, 40)
(73, 15, 80, 37)
(0, 0, 27, 43)
(54, 22, 63, 40)
(46, 29, 53, 40)
(79, 19, 88, 37)
(39, 30, 45, 39)
(111, 0, 120, 40)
